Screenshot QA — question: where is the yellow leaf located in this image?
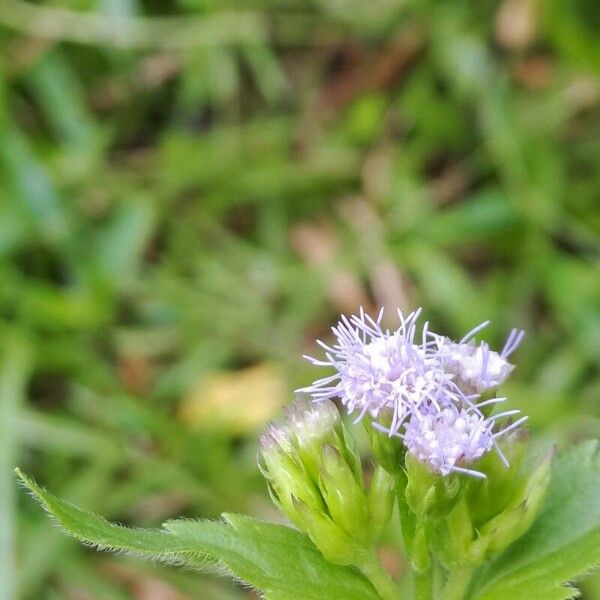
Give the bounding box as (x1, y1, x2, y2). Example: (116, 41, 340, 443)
(180, 364, 286, 435)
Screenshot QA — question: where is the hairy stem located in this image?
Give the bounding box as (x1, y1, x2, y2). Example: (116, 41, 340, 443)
(359, 552, 401, 600)
(443, 566, 474, 600)
(432, 560, 445, 598)
(414, 568, 433, 600)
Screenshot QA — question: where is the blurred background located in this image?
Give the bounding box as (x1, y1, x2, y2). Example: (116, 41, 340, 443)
(0, 0, 599, 598)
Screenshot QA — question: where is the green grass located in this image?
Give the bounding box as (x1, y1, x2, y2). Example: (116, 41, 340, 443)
(0, 0, 599, 598)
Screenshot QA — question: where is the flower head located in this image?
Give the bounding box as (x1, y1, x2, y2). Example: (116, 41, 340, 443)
(300, 307, 527, 477)
(433, 322, 525, 394)
(300, 308, 456, 433)
(403, 404, 528, 478)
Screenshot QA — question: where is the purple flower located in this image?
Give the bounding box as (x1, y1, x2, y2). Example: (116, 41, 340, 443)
(299, 308, 455, 433)
(403, 403, 527, 478)
(404, 406, 494, 477)
(433, 322, 526, 394)
(300, 307, 527, 477)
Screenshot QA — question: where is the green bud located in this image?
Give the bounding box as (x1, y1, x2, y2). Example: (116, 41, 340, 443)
(338, 423, 363, 480)
(478, 449, 552, 556)
(467, 431, 530, 525)
(293, 498, 362, 565)
(404, 453, 460, 518)
(435, 497, 481, 568)
(367, 465, 396, 543)
(319, 444, 369, 539)
(288, 397, 342, 481)
(259, 398, 377, 563)
(259, 423, 325, 527)
(399, 457, 446, 573)
(364, 412, 405, 474)
(405, 454, 438, 516)
(425, 442, 553, 569)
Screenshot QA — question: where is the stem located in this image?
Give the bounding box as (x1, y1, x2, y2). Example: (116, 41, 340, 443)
(443, 567, 474, 600)
(413, 568, 433, 600)
(359, 552, 401, 600)
(432, 560, 445, 599)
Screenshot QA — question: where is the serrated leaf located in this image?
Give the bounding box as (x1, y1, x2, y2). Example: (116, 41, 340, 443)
(164, 514, 380, 600)
(16, 469, 209, 566)
(472, 441, 600, 600)
(17, 471, 379, 600)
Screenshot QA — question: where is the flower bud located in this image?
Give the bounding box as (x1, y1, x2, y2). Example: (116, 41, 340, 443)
(260, 398, 394, 564)
(365, 411, 406, 474)
(287, 396, 342, 480)
(259, 424, 324, 528)
(436, 497, 481, 568)
(404, 453, 460, 518)
(259, 397, 386, 564)
(401, 454, 461, 572)
(293, 498, 362, 565)
(319, 444, 368, 539)
(476, 448, 552, 557)
(367, 465, 395, 543)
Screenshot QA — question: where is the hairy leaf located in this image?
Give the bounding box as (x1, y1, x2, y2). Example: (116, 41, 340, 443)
(17, 470, 379, 599)
(472, 441, 600, 600)
(16, 469, 208, 566)
(166, 514, 380, 599)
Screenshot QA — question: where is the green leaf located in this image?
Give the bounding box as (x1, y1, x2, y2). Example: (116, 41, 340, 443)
(472, 441, 600, 600)
(166, 514, 380, 600)
(17, 470, 379, 600)
(15, 469, 208, 566)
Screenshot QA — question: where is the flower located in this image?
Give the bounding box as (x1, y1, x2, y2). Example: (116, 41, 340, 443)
(299, 308, 457, 433)
(403, 404, 527, 478)
(300, 307, 527, 477)
(432, 322, 526, 394)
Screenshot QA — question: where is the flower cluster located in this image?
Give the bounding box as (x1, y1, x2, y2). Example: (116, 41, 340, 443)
(300, 308, 527, 478)
(259, 396, 395, 565)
